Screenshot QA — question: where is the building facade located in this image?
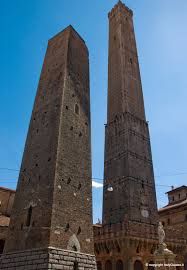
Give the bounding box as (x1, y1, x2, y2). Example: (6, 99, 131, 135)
(158, 186, 187, 269)
(0, 26, 96, 269)
(94, 2, 187, 270)
(0, 187, 15, 254)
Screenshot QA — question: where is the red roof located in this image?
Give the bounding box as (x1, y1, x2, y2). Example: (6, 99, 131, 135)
(0, 186, 16, 193)
(158, 199, 187, 212)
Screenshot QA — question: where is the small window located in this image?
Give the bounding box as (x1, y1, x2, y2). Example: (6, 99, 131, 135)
(178, 193, 181, 199)
(65, 223, 70, 232)
(75, 104, 79, 115)
(172, 196, 174, 202)
(77, 226, 81, 235)
(67, 178, 71, 184)
(185, 214, 187, 221)
(26, 206, 32, 227)
(167, 218, 170, 225)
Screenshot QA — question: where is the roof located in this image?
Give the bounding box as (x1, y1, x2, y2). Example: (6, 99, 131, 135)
(158, 199, 187, 212)
(49, 25, 86, 46)
(0, 186, 16, 193)
(166, 185, 187, 194)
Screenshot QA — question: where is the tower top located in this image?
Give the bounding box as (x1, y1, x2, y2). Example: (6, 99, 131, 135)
(108, 1, 133, 19)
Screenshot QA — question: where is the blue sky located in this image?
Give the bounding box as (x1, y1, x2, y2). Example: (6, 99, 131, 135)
(0, 0, 187, 223)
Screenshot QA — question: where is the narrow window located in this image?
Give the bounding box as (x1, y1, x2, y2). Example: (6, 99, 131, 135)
(75, 104, 79, 115)
(73, 262, 78, 270)
(65, 223, 70, 232)
(67, 178, 71, 184)
(26, 206, 32, 227)
(77, 226, 81, 235)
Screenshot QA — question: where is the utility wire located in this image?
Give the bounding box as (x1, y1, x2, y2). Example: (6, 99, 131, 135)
(0, 167, 185, 189)
(0, 167, 187, 179)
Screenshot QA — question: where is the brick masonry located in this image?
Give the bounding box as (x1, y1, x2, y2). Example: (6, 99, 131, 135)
(4, 25, 94, 255)
(0, 247, 97, 269)
(102, 0, 158, 227)
(1, 24, 96, 268)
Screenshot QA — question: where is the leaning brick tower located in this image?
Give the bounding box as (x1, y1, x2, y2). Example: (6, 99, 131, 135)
(103, 0, 158, 229)
(0, 26, 97, 270)
(94, 1, 159, 269)
(94, 2, 186, 269)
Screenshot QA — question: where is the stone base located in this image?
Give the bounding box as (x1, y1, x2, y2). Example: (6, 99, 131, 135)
(154, 244, 177, 270)
(0, 247, 97, 270)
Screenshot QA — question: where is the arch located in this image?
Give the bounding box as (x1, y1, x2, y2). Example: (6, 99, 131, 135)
(0, 239, 5, 254)
(134, 260, 144, 270)
(105, 260, 112, 270)
(148, 261, 154, 270)
(116, 260, 123, 270)
(73, 261, 78, 270)
(67, 234, 80, 252)
(185, 254, 187, 270)
(97, 262, 102, 270)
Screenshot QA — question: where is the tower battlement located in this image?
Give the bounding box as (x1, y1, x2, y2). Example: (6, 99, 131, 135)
(108, 1, 133, 19)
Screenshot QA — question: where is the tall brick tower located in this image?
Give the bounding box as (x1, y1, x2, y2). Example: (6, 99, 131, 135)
(102, 0, 158, 227)
(94, 2, 160, 268)
(0, 26, 97, 270)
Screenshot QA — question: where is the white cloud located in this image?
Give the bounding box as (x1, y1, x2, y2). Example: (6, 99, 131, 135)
(92, 180, 103, 188)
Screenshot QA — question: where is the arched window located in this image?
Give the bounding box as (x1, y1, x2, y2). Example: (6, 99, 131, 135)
(0, 239, 5, 254)
(105, 260, 112, 270)
(72, 245, 77, 252)
(116, 260, 123, 270)
(73, 262, 78, 270)
(134, 260, 143, 270)
(97, 262, 102, 270)
(75, 104, 79, 115)
(26, 206, 32, 227)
